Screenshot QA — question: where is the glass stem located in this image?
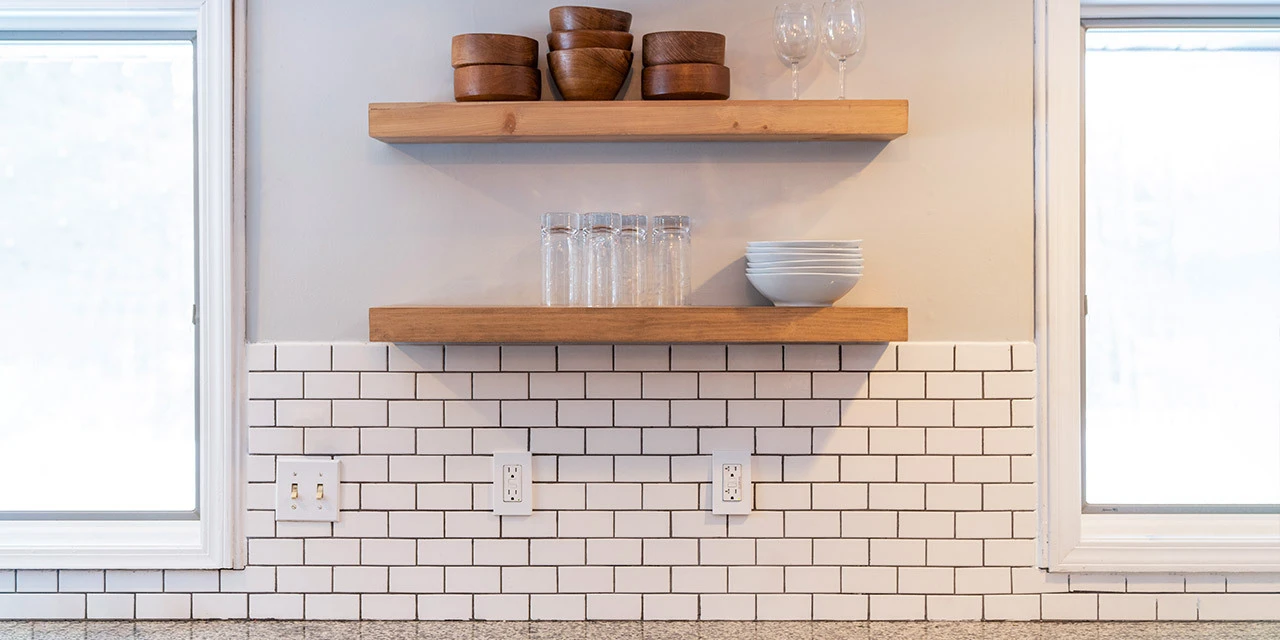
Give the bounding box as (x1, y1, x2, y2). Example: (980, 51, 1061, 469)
(838, 58, 848, 100)
(791, 61, 800, 100)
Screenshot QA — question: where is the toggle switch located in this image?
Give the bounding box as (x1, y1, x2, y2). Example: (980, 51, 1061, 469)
(276, 458, 341, 522)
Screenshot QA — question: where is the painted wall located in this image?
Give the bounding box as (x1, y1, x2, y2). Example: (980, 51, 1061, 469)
(246, 0, 1034, 342)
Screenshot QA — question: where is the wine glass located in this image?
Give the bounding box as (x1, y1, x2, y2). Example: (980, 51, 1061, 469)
(821, 0, 865, 100)
(774, 3, 818, 100)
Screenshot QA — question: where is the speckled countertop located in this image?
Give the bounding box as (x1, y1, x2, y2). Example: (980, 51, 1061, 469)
(2, 622, 1279, 640)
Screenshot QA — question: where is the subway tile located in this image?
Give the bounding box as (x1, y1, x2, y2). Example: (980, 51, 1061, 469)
(955, 344, 1011, 371)
(559, 456, 613, 482)
(249, 372, 303, 399)
(362, 539, 416, 566)
(445, 346, 500, 372)
(983, 371, 1036, 399)
(983, 484, 1036, 511)
(955, 511, 1012, 539)
(815, 539, 868, 566)
(444, 400, 501, 427)
(334, 510, 389, 538)
(1012, 399, 1036, 426)
(843, 567, 897, 593)
(1198, 594, 1280, 620)
(501, 346, 556, 372)
(756, 372, 811, 399)
(954, 400, 1011, 427)
(333, 400, 388, 427)
(984, 594, 1040, 620)
(954, 456, 1010, 483)
(473, 540, 529, 566)
(304, 372, 359, 399)
(1012, 568, 1069, 594)
(727, 513, 783, 539)
(812, 483, 867, 510)
(531, 428, 586, 454)
(417, 594, 472, 620)
(701, 539, 756, 566)
(842, 345, 896, 372)
(897, 344, 954, 372)
(756, 483, 811, 510)
(248, 400, 275, 427)
(617, 512, 671, 538)
(16, 571, 57, 593)
(531, 372, 585, 399)
(813, 427, 868, 454)
(1041, 593, 1098, 620)
(616, 567, 670, 593)
(416, 373, 472, 400)
(361, 594, 416, 620)
(897, 567, 954, 594)
(670, 345, 726, 371)
(926, 540, 983, 567)
(560, 567, 613, 593)
(613, 346, 670, 371)
(756, 539, 812, 566)
(701, 594, 756, 620)
(811, 372, 869, 399)
(813, 594, 869, 620)
(303, 427, 359, 454)
(670, 400, 727, 427)
(614, 456, 669, 482)
(614, 400, 669, 427)
(982, 540, 1035, 567)
(332, 344, 388, 372)
(418, 540, 473, 566)
(586, 539, 641, 566)
(445, 566, 500, 593)
(87, 593, 134, 619)
(926, 428, 984, 455)
(984, 428, 1035, 455)
(360, 372, 416, 399)
(925, 372, 983, 399)
(276, 344, 331, 371)
(559, 511, 614, 538)
(672, 512, 727, 538)
(1012, 342, 1036, 371)
(246, 343, 276, 371)
(671, 566, 726, 593)
(587, 594, 641, 620)
(1099, 593, 1156, 620)
(896, 456, 953, 483)
(417, 428, 472, 455)
(869, 539, 925, 566)
(868, 594, 925, 620)
(558, 400, 613, 427)
(641, 594, 697, 620)
(897, 400, 953, 427)
(586, 372, 640, 399)
(955, 567, 1011, 594)
(303, 539, 360, 566)
(783, 456, 840, 482)
(586, 428, 641, 454)
(699, 372, 755, 399)
(642, 372, 698, 399)
(105, 570, 162, 593)
(219, 567, 276, 593)
(389, 401, 443, 427)
(784, 400, 840, 426)
(868, 372, 924, 399)
(643, 483, 699, 510)
(387, 345, 444, 373)
(362, 428, 416, 454)
(472, 428, 529, 455)
(840, 400, 896, 427)
(898, 511, 955, 539)
(729, 400, 783, 427)
(1156, 594, 1199, 620)
(586, 483, 642, 510)
(445, 512, 501, 538)
(728, 345, 782, 371)
(1185, 574, 1227, 593)
(785, 345, 841, 371)
(163, 570, 218, 593)
(840, 455, 896, 482)
(869, 428, 925, 454)
(277, 566, 333, 594)
(59, 570, 104, 593)
(729, 566, 782, 593)
(698, 427, 754, 454)
(927, 595, 982, 620)
(530, 594, 585, 620)
(557, 346, 613, 371)
(784, 512, 840, 538)
(473, 373, 528, 399)
(531, 540, 585, 566)
(785, 566, 840, 593)
(135, 593, 191, 619)
(670, 455, 711, 483)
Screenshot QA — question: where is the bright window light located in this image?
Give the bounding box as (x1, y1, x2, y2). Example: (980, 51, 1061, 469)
(0, 41, 197, 513)
(1084, 29, 1280, 507)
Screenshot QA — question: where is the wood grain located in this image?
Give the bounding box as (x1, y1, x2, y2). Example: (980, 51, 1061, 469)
(451, 34, 539, 68)
(642, 31, 726, 66)
(368, 306, 908, 344)
(549, 5, 633, 32)
(641, 63, 730, 100)
(547, 29, 633, 52)
(453, 65, 541, 102)
(368, 100, 909, 142)
(547, 48, 633, 101)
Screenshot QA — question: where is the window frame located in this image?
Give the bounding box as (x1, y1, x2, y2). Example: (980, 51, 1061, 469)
(1036, 0, 1280, 573)
(0, 0, 244, 569)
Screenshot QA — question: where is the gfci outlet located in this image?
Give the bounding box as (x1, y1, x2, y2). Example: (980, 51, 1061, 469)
(492, 451, 533, 516)
(275, 458, 341, 522)
(711, 451, 752, 515)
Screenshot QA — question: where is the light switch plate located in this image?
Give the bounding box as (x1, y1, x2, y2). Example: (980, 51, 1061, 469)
(276, 458, 341, 522)
(492, 451, 533, 516)
(711, 451, 753, 515)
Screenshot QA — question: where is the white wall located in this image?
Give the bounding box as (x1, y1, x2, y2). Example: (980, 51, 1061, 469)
(246, 0, 1033, 342)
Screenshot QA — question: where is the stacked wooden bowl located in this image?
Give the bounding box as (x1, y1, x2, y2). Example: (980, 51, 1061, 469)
(452, 34, 541, 102)
(641, 31, 730, 100)
(546, 6, 634, 100)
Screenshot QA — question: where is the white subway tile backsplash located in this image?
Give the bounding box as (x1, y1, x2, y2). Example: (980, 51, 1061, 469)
(501, 346, 557, 372)
(613, 346, 670, 372)
(276, 344, 331, 372)
(898, 344, 954, 372)
(728, 345, 783, 372)
(332, 344, 388, 372)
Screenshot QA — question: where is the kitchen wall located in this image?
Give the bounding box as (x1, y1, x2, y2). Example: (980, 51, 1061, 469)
(246, 0, 1034, 342)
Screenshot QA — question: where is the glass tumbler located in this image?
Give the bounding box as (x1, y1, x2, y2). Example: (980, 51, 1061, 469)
(541, 212, 580, 306)
(583, 212, 620, 307)
(615, 215, 648, 306)
(651, 215, 692, 306)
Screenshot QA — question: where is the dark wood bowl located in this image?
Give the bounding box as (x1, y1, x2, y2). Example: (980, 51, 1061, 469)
(549, 6, 633, 32)
(642, 31, 726, 66)
(451, 33, 539, 68)
(641, 63, 730, 100)
(547, 48, 633, 100)
(454, 64, 542, 102)
(547, 29, 633, 51)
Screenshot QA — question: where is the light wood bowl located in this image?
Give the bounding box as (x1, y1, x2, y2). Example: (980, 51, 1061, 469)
(641, 63, 730, 100)
(642, 31, 726, 66)
(548, 47, 633, 100)
(454, 65, 542, 102)
(451, 33, 539, 68)
(547, 29, 633, 51)
(549, 6, 633, 32)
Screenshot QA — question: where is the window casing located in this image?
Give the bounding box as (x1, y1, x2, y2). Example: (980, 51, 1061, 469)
(1037, 0, 1280, 572)
(0, 0, 242, 569)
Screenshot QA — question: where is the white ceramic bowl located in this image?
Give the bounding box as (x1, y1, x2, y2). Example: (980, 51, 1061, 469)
(746, 271, 861, 307)
(747, 249, 863, 257)
(748, 240, 862, 249)
(748, 268, 863, 276)
(746, 258, 864, 268)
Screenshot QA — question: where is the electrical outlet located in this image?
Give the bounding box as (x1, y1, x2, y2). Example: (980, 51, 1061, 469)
(711, 451, 752, 515)
(275, 458, 341, 522)
(492, 452, 533, 516)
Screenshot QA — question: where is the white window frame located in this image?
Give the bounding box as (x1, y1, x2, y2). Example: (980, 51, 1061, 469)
(0, 0, 245, 569)
(1036, 0, 1280, 572)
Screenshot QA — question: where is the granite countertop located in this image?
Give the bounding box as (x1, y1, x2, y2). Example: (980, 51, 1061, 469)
(2, 621, 1279, 640)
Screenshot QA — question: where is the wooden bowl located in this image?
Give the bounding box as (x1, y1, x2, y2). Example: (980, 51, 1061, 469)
(548, 48, 633, 100)
(451, 33, 539, 68)
(642, 31, 726, 66)
(641, 63, 730, 100)
(547, 29, 633, 51)
(549, 6, 633, 32)
(454, 64, 542, 102)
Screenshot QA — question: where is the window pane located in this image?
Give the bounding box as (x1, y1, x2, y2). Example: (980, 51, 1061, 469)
(0, 41, 196, 512)
(1084, 29, 1280, 506)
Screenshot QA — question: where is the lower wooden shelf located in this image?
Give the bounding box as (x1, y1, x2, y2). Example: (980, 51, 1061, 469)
(369, 306, 907, 344)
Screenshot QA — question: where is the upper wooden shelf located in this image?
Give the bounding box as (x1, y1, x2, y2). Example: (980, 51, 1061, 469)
(369, 306, 907, 344)
(368, 100, 908, 143)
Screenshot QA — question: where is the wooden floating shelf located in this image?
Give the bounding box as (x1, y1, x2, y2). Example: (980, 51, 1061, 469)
(368, 100, 908, 143)
(369, 306, 908, 344)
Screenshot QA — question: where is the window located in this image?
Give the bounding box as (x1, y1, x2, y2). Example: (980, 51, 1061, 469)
(0, 1, 240, 569)
(1038, 0, 1280, 572)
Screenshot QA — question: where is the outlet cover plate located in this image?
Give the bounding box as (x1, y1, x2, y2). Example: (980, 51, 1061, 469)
(711, 451, 753, 515)
(492, 451, 533, 516)
(276, 458, 341, 522)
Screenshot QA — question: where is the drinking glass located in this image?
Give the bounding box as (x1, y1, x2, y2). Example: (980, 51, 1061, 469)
(774, 3, 818, 100)
(821, 0, 865, 100)
(650, 215, 692, 306)
(583, 212, 620, 307)
(615, 215, 647, 307)
(540, 212, 580, 306)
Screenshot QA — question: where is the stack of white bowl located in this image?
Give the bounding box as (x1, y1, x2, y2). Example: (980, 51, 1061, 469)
(746, 240, 863, 307)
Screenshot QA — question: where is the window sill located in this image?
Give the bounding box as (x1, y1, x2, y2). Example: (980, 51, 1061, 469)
(1051, 514, 1280, 573)
(0, 520, 224, 569)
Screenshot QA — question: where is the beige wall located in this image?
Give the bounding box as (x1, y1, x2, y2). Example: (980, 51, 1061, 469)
(246, 0, 1033, 342)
